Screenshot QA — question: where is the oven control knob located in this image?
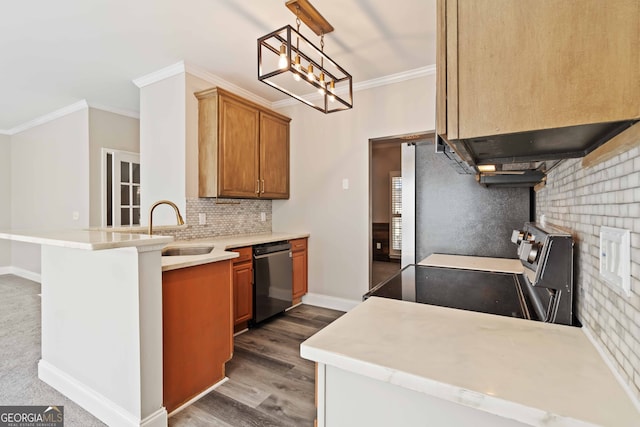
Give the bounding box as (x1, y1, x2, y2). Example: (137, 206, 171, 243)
(511, 230, 525, 244)
(519, 241, 541, 263)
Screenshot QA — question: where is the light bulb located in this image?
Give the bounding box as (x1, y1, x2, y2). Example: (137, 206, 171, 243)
(278, 44, 287, 69)
(293, 55, 301, 81)
(328, 80, 336, 102)
(318, 72, 326, 94)
(307, 64, 315, 81)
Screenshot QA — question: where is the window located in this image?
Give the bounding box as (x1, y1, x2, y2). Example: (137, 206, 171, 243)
(103, 149, 141, 227)
(390, 171, 402, 258)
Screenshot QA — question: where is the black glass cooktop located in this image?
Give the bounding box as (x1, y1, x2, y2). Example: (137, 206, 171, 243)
(364, 265, 529, 319)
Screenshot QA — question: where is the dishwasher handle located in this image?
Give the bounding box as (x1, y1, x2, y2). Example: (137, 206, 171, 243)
(254, 251, 292, 260)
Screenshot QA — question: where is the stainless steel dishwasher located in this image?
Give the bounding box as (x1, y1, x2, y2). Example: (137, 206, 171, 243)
(253, 241, 293, 324)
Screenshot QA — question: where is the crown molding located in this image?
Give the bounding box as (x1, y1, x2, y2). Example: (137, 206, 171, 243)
(354, 64, 436, 93)
(88, 103, 140, 119)
(132, 61, 273, 108)
(184, 63, 273, 108)
(132, 61, 186, 88)
(5, 100, 89, 136)
(271, 64, 437, 109)
(0, 129, 10, 136)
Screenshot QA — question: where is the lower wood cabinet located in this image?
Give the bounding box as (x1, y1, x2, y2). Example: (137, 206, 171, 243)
(231, 246, 253, 326)
(162, 260, 233, 413)
(291, 238, 308, 303)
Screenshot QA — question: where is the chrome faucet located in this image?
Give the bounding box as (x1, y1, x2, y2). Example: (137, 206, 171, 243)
(148, 200, 185, 235)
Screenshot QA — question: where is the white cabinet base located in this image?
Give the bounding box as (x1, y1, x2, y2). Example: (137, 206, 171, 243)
(322, 365, 527, 427)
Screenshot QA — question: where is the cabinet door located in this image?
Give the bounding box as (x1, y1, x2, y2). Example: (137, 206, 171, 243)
(218, 95, 260, 197)
(447, 0, 640, 140)
(233, 261, 253, 325)
(292, 246, 308, 301)
(162, 261, 232, 413)
(259, 113, 290, 199)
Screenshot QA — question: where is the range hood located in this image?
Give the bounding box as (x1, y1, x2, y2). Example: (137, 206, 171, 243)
(476, 170, 546, 188)
(442, 119, 639, 166)
(436, 136, 561, 188)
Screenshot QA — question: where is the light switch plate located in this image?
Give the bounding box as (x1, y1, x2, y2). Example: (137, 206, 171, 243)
(198, 213, 206, 225)
(600, 226, 631, 296)
(342, 178, 349, 190)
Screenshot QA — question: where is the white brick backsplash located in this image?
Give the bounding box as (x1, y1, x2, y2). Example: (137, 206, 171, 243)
(537, 145, 640, 402)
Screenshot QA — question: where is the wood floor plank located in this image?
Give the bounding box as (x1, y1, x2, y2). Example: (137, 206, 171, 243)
(256, 393, 316, 427)
(230, 346, 295, 373)
(195, 392, 292, 427)
(169, 404, 236, 427)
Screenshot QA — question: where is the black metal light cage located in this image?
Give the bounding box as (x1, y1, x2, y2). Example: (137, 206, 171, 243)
(258, 25, 353, 113)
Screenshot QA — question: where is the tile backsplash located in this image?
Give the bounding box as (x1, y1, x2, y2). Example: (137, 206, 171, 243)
(536, 146, 640, 402)
(154, 198, 272, 240)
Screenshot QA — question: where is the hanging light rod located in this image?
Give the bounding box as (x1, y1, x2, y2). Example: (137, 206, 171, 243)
(285, 0, 334, 36)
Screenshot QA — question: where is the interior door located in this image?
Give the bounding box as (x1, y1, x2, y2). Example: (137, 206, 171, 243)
(104, 149, 141, 227)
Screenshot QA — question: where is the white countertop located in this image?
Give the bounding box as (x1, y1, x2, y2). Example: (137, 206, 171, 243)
(419, 253, 524, 274)
(0, 229, 173, 250)
(301, 297, 640, 427)
(161, 232, 309, 271)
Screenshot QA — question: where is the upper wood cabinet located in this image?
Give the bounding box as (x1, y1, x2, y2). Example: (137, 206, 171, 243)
(196, 87, 291, 199)
(437, 0, 640, 141)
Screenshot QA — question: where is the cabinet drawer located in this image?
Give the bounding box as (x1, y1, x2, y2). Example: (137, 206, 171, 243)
(290, 238, 307, 252)
(231, 246, 252, 264)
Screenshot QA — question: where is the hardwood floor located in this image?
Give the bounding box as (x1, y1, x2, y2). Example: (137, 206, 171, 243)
(169, 304, 344, 427)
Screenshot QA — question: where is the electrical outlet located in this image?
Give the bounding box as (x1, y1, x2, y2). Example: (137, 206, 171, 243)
(72, 211, 79, 221)
(342, 178, 349, 190)
(198, 213, 206, 225)
(376, 242, 381, 250)
(260, 212, 266, 222)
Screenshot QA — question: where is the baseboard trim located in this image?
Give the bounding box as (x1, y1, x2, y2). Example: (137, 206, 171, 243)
(38, 360, 167, 427)
(2, 266, 41, 283)
(168, 377, 229, 418)
(302, 293, 360, 312)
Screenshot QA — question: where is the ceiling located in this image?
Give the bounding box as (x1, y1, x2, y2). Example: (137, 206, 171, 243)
(0, 0, 436, 132)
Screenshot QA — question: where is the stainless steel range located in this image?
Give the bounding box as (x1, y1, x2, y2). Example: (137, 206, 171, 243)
(364, 222, 575, 326)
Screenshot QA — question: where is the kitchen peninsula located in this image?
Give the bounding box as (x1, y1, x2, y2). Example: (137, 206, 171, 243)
(301, 297, 640, 427)
(0, 229, 174, 427)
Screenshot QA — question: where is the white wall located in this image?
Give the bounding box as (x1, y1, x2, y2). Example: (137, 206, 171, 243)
(273, 74, 436, 302)
(10, 109, 90, 274)
(139, 74, 186, 226)
(0, 134, 11, 268)
(88, 108, 139, 226)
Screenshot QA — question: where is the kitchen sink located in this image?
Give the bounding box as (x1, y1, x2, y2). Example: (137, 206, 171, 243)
(161, 245, 214, 256)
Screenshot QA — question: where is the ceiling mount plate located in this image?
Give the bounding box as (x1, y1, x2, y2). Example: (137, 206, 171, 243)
(286, 0, 334, 36)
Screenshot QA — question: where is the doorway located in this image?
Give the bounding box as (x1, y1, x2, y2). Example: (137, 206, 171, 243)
(369, 131, 433, 288)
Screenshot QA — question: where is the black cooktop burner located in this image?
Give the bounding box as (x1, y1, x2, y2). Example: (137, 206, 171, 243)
(365, 265, 530, 320)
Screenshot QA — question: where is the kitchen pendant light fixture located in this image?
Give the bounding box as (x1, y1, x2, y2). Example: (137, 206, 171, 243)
(258, 0, 353, 113)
